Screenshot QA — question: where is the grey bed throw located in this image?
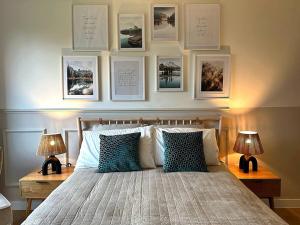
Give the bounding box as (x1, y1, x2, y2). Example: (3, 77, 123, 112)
(23, 166, 287, 225)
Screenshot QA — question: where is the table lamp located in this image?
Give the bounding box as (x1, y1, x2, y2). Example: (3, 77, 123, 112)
(233, 131, 264, 173)
(37, 133, 66, 175)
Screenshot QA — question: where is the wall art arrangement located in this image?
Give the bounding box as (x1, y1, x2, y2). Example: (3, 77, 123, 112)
(157, 56, 183, 92)
(62, 56, 99, 100)
(65, 3, 230, 101)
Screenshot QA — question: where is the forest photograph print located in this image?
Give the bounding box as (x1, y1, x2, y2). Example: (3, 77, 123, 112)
(157, 56, 183, 91)
(195, 54, 230, 99)
(119, 14, 144, 51)
(201, 61, 224, 92)
(152, 5, 178, 41)
(63, 56, 98, 100)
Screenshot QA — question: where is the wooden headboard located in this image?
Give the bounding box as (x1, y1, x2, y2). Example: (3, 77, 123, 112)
(77, 116, 228, 164)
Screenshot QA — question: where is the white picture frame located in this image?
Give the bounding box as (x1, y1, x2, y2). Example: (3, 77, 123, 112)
(72, 4, 109, 51)
(118, 14, 145, 51)
(151, 4, 178, 41)
(185, 4, 220, 50)
(194, 54, 231, 99)
(110, 56, 145, 101)
(156, 56, 183, 92)
(62, 56, 99, 100)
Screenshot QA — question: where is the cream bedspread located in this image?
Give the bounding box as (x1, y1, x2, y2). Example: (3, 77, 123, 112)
(22, 166, 287, 225)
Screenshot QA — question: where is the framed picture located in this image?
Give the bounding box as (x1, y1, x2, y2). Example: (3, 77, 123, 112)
(151, 4, 178, 41)
(118, 14, 145, 51)
(72, 4, 108, 51)
(194, 54, 231, 99)
(62, 56, 99, 100)
(110, 56, 145, 101)
(157, 56, 183, 92)
(185, 4, 220, 50)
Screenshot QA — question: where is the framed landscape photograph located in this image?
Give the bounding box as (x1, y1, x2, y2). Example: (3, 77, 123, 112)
(72, 4, 108, 51)
(151, 4, 178, 41)
(62, 56, 99, 100)
(194, 55, 231, 99)
(118, 14, 145, 51)
(157, 56, 183, 92)
(185, 4, 220, 50)
(110, 56, 145, 101)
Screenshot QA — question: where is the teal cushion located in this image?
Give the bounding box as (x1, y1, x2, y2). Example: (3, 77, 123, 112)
(162, 131, 208, 172)
(98, 132, 142, 173)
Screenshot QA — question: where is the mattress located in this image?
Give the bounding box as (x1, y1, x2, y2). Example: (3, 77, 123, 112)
(22, 165, 287, 225)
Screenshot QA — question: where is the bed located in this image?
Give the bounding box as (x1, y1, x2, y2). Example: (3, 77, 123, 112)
(22, 117, 287, 225)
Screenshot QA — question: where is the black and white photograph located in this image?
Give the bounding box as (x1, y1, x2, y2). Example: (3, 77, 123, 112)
(152, 4, 178, 41)
(62, 56, 99, 100)
(119, 14, 145, 51)
(157, 56, 183, 91)
(110, 56, 145, 101)
(194, 55, 230, 99)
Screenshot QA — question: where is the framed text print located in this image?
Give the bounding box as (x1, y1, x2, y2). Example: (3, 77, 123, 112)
(156, 56, 183, 92)
(110, 56, 145, 101)
(151, 4, 178, 41)
(194, 54, 230, 99)
(72, 5, 108, 51)
(185, 4, 220, 50)
(62, 56, 99, 100)
(118, 14, 145, 51)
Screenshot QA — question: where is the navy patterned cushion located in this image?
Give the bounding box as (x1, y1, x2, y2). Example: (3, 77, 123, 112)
(162, 131, 208, 172)
(98, 132, 142, 173)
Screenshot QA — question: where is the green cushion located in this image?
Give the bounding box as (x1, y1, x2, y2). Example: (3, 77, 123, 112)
(163, 131, 208, 172)
(98, 132, 141, 173)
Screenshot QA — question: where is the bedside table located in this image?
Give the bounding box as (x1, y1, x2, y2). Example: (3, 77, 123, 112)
(228, 164, 281, 209)
(19, 166, 74, 215)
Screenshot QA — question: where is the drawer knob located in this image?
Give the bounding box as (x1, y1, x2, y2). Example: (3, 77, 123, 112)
(36, 181, 49, 184)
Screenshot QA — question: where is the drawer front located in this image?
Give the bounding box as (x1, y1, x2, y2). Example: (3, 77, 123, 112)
(20, 180, 62, 198)
(241, 179, 281, 197)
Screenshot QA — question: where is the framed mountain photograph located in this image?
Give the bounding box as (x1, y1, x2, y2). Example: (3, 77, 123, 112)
(157, 56, 183, 92)
(151, 4, 178, 41)
(194, 54, 231, 99)
(118, 14, 145, 51)
(62, 56, 99, 100)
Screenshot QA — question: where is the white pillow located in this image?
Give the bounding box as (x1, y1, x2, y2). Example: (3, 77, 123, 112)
(75, 126, 156, 170)
(154, 127, 220, 166)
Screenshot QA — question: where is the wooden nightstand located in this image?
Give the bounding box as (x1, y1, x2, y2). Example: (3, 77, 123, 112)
(228, 164, 281, 209)
(19, 166, 74, 215)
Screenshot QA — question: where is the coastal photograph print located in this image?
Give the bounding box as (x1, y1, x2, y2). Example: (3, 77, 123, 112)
(110, 56, 145, 101)
(63, 56, 99, 100)
(194, 55, 230, 99)
(152, 4, 178, 41)
(73, 5, 108, 51)
(119, 14, 145, 51)
(157, 56, 183, 92)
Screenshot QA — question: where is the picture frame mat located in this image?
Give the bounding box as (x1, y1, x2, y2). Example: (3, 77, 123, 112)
(156, 55, 184, 92)
(72, 4, 109, 51)
(194, 54, 231, 99)
(62, 55, 99, 100)
(110, 56, 145, 101)
(184, 4, 220, 50)
(118, 14, 145, 51)
(151, 4, 179, 41)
